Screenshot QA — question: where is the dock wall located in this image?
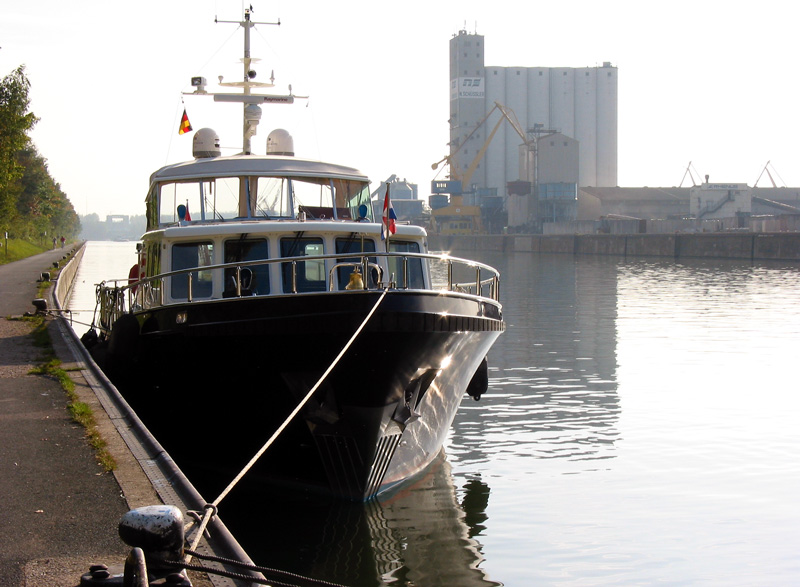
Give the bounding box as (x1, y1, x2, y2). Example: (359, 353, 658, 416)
(54, 242, 86, 306)
(429, 233, 800, 262)
(50, 243, 262, 582)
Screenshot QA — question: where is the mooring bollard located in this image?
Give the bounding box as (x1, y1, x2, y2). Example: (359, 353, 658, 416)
(80, 505, 192, 586)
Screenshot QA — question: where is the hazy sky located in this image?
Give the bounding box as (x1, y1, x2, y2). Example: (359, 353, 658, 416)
(2, 0, 798, 218)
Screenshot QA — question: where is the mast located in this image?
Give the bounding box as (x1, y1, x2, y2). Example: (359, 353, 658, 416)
(242, 9, 255, 154)
(188, 8, 303, 155)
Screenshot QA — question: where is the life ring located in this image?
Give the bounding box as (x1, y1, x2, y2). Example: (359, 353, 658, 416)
(128, 253, 147, 295)
(128, 264, 140, 294)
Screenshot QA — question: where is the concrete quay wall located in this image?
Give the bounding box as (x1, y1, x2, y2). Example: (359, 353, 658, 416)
(429, 233, 800, 262)
(54, 241, 85, 305)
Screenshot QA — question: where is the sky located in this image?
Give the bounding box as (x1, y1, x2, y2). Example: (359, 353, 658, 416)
(2, 0, 800, 218)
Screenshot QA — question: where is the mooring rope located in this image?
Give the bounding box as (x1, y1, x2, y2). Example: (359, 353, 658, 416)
(95, 282, 125, 331)
(165, 548, 349, 587)
(170, 559, 340, 587)
(184, 288, 389, 562)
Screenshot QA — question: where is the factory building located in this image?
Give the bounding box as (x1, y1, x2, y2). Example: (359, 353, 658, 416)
(689, 183, 752, 219)
(537, 133, 580, 223)
(578, 185, 800, 222)
(447, 29, 618, 229)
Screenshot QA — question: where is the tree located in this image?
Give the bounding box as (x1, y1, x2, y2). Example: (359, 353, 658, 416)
(0, 66, 80, 242)
(16, 145, 80, 241)
(0, 66, 38, 228)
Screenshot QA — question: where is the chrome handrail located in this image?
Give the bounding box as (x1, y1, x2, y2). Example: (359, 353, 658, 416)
(95, 251, 501, 329)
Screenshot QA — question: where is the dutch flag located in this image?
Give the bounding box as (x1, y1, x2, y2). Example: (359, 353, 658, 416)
(381, 185, 397, 241)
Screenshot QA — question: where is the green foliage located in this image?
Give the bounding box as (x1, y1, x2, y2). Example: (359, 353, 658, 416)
(68, 401, 92, 425)
(15, 145, 81, 241)
(0, 66, 80, 245)
(0, 66, 38, 224)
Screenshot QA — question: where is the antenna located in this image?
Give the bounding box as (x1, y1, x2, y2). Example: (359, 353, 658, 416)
(187, 9, 306, 155)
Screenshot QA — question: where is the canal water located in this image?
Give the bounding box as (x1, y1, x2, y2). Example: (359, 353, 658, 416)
(68, 241, 800, 586)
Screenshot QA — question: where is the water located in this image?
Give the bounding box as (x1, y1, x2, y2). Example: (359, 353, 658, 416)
(66, 241, 139, 330)
(68, 242, 800, 585)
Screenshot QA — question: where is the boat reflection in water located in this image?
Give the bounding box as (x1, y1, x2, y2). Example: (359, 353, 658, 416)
(224, 454, 500, 587)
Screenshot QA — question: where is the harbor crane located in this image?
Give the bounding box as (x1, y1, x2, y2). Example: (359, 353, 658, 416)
(679, 161, 703, 187)
(753, 161, 786, 188)
(431, 101, 561, 232)
(432, 102, 531, 193)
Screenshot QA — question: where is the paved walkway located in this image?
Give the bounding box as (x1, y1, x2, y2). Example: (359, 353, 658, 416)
(0, 246, 139, 586)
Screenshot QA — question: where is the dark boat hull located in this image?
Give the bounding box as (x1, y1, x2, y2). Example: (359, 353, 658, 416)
(100, 289, 503, 500)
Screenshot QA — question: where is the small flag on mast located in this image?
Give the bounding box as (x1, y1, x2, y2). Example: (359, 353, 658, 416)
(381, 185, 397, 241)
(178, 109, 193, 135)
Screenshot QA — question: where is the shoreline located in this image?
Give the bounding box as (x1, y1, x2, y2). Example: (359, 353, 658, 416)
(429, 232, 800, 262)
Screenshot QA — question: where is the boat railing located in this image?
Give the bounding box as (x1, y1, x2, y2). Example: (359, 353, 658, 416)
(94, 251, 500, 331)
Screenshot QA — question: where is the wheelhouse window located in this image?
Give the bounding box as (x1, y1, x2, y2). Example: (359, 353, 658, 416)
(280, 237, 325, 293)
(293, 178, 372, 221)
(157, 178, 242, 225)
(387, 241, 425, 289)
(171, 242, 214, 299)
(149, 176, 373, 229)
(251, 177, 289, 218)
(335, 236, 378, 290)
(224, 238, 270, 296)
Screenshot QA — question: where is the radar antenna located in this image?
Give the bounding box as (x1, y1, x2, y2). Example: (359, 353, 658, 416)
(187, 8, 306, 155)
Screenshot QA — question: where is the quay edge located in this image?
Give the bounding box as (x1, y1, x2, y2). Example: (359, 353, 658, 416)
(51, 243, 260, 586)
(429, 232, 800, 262)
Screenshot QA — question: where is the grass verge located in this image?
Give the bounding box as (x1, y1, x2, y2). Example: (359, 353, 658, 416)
(0, 238, 48, 265)
(15, 314, 117, 472)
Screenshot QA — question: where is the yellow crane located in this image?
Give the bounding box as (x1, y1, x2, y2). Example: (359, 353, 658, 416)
(432, 102, 528, 192)
(430, 102, 529, 234)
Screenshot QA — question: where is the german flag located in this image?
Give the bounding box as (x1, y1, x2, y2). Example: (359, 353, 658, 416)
(178, 109, 193, 135)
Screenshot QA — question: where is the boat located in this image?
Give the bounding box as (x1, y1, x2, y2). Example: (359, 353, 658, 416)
(85, 8, 504, 501)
